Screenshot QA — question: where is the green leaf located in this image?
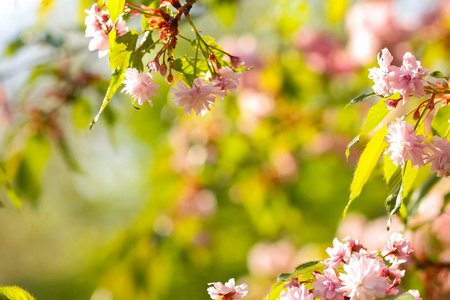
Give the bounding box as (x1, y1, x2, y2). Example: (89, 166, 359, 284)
(173, 56, 209, 85)
(385, 167, 403, 219)
(90, 30, 138, 128)
(345, 126, 388, 216)
(429, 70, 447, 79)
(403, 162, 419, 198)
(132, 31, 156, 73)
(346, 99, 390, 158)
(361, 100, 390, 136)
(431, 104, 450, 137)
(383, 155, 398, 184)
(107, 0, 125, 24)
(0, 286, 36, 300)
(347, 92, 376, 106)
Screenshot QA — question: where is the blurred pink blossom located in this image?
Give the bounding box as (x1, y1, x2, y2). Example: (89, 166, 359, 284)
(406, 289, 422, 300)
(425, 136, 450, 177)
(385, 118, 428, 168)
(207, 278, 248, 300)
(237, 90, 274, 133)
(121, 68, 159, 106)
(247, 240, 296, 276)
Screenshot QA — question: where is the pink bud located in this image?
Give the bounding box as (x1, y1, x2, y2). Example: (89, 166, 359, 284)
(160, 63, 167, 76)
(413, 109, 421, 121)
(384, 99, 399, 110)
(230, 55, 244, 69)
(148, 60, 160, 73)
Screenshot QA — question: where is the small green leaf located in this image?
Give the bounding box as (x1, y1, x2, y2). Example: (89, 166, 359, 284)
(132, 31, 156, 72)
(107, 0, 125, 24)
(0, 285, 36, 300)
(345, 126, 388, 216)
(277, 261, 321, 281)
(429, 70, 447, 79)
(173, 56, 209, 85)
(347, 92, 376, 106)
(431, 104, 450, 137)
(385, 167, 404, 218)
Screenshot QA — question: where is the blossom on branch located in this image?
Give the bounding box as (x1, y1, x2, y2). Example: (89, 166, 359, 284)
(381, 232, 412, 265)
(207, 278, 248, 300)
(171, 78, 220, 116)
(312, 268, 344, 300)
(212, 67, 241, 99)
(384, 118, 427, 167)
(368, 48, 394, 97)
(338, 254, 388, 300)
(121, 68, 160, 106)
(279, 285, 314, 300)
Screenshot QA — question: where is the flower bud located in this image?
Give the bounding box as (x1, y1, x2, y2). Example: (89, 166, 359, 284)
(413, 109, 421, 121)
(166, 74, 173, 83)
(230, 55, 244, 69)
(148, 59, 160, 73)
(160, 63, 167, 76)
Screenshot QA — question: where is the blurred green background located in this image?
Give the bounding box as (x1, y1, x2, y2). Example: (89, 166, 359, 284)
(1, 0, 450, 299)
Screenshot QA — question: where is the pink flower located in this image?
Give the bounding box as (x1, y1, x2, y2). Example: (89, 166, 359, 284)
(207, 278, 248, 300)
(387, 52, 429, 103)
(384, 118, 428, 167)
(312, 268, 344, 300)
(368, 48, 394, 97)
(381, 233, 413, 265)
(338, 254, 388, 300)
(406, 289, 422, 300)
(171, 78, 218, 116)
(212, 67, 241, 99)
(85, 4, 127, 57)
(121, 68, 159, 106)
(425, 136, 450, 177)
(278, 285, 314, 300)
(324, 238, 349, 269)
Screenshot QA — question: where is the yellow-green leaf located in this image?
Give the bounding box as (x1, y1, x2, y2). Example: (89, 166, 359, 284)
(38, 0, 55, 17)
(0, 286, 36, 300)
(383, 154, 398, 184)
(345, 126, 388, 216)
(6, 185, 22, 210)
(107, 0, 125, 24)
(403, 162, 419, 198)
(360, 99, 390, 136)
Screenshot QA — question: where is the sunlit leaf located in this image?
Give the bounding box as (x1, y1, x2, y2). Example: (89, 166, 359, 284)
(173, 56, 209, 85)
(347, 92, 376, 106)
(431, 104, 450, 137)
(107, 0, 125, 24)
(383, 155, 398, 184)
(0, 286, 36, 300)
(39, 0, 55, 17)
(429, 70, 447, 79)
(345, 126, 388, 216)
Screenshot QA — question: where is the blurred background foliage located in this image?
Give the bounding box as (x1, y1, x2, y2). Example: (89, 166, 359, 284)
(0, 0, 450, 299)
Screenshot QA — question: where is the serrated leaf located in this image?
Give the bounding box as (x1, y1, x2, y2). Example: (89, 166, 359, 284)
(132, 31, 156, 72)
(385, 167, 404, 218)
(347, 92, 376, 106)
(277, 261, 321, 281)
(345, 126, 388, 216)
(361, 99, 390, 136)
(107, 0, 125, 24)
(431, 104, 450, 137)
(0, 285, 36, 300)
(429, 70, 447, 79)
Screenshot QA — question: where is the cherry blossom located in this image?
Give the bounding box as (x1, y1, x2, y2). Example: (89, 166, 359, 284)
(278, 285, 314, 300)
(171, 78, 219, 116)
(425, 136, 450, 177)
(384, 118, 428, 167)
(212, 67, 241, 99)
(312, 268, 344, 300)
(382, 232, 412, 265)
(324, 238, 349, 268)
(387, 52, 429, 103)
(406, 289, 422, 300)
(368, 48, 394, 97)
(207, 278, 248, 300)
(338, 254, 388, 300)
(121, 68, 160, 106)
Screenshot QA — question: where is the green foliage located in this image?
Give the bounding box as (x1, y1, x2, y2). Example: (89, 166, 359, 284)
(432, 104, 450, 137)
(347, 92, 376, 105)
(429, 70, 447, 79)
(345, 126, 387, 216)
(0, 286, 36, 300)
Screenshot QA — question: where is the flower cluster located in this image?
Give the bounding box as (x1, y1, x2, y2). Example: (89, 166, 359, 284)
(369, 48, 429, 104)
(274, 233, 420, 300)
(85, 3, 127, 58)
(384, 118, 450, 176)
(85, 1, 244, 120)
